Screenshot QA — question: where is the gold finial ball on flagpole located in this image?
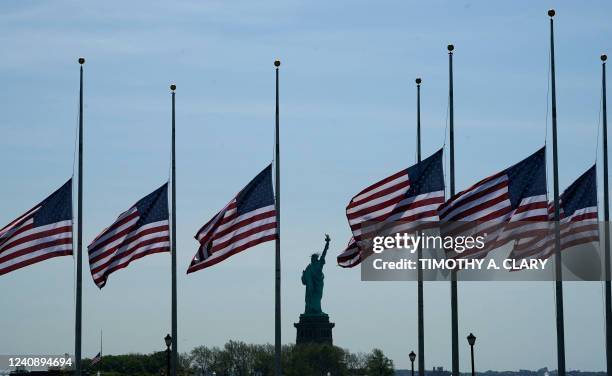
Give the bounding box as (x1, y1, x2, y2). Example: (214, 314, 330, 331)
(78, 57, 85, 65)
(274, 59, 281, 67)
(548, 9, 555, 17)
(170, 84, 176, 91)
(602, 54, 608, 62)
(416, 78, 422, 85)
(447, 44, 454, 52)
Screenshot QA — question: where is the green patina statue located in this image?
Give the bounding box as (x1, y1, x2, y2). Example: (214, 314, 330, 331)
(301, 234, 330, 316)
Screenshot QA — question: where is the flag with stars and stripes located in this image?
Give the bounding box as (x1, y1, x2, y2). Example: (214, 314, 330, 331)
(510, 165, 598, 261)
(438, 147, 548, 259)
(337, 237, 361, 268)
(338, 149, 445, 268)
(0, 179, 73, 276)
(89, 352, 102, 367)
(88, 183, 170, 288)
(187, 164, 277, 273)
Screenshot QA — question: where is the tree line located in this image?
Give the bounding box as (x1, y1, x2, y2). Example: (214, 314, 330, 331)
(81, 341, 394, 376)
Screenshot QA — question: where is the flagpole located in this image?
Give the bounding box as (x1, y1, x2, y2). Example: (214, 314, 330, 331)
(75, 56, 85, 376)
(99, 329, 103, 374)
(170, 83, 178, 376)
(274, 59, 282, 376)
(601, 53, 612, 375)
(415, 77, 425, 376)
(548, 9, 566, 376)
(447, 44, 459, 376)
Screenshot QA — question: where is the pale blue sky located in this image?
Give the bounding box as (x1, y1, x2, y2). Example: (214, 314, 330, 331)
(1, 0, 611, 371)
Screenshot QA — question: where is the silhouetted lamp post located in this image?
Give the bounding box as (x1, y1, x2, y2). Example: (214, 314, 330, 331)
(409, 351, 416, 376)
(164, 334, 172, 376)
(467, 333, 476, 376)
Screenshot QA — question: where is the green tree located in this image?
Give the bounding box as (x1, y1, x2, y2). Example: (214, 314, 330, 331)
(225, 340, 252, 375)
(365, 348, 394, 376)
(344, 351, 368, 376)
(251, 343, 274, 375)
(190, 346, 214, 375)
(284, 343, 348, 376)
(79, 341, 393, 376)
(179, 352, 193, 375)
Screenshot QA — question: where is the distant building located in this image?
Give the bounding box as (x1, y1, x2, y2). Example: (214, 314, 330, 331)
(429, 366, 451, 376)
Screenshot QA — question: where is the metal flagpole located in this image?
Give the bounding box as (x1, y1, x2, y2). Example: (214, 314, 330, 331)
(274, 59, 282, 376)
(99, 330, 103, 374)
(415, 77, 425, 376)
(548, 9, 566, 376)
(601, 53, 612, 375)
(75, 56, 85, 376)
(447, 44, 459, 376)
(170, 83, 178, 376)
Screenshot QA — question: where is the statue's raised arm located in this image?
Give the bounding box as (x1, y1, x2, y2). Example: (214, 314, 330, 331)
(320, 234, 331, 261)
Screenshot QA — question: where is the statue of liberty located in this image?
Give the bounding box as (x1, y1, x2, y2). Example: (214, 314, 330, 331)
(301, 234, 330, 316)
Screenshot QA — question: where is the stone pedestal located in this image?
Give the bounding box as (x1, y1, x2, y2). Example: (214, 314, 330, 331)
(294, 314, 335, 345)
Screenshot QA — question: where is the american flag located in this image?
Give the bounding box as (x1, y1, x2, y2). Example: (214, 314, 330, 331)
(510, 165, 598, 260)
(187, 164, 277, 273)
(438, 147, 548, 258)
(337, 237, 361, 268)
(337, 149, 445, 268)
(89, 352, 102, 367)
(0, 180, 73, 276)
(88, 183, 170, 288)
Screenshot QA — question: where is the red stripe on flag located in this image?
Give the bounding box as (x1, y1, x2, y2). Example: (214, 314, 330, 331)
(0, 249, 72, 276)
(187, 234, 277, 273)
